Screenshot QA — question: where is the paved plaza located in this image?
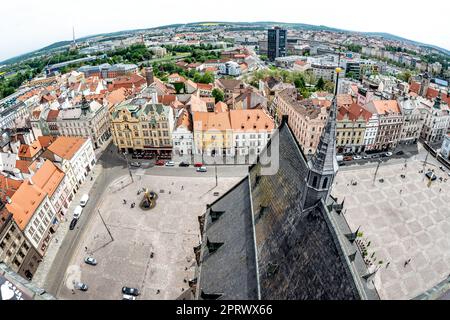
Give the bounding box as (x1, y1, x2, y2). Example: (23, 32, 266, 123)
(333, 155, 450, 300)
(57, 173, 243, 300)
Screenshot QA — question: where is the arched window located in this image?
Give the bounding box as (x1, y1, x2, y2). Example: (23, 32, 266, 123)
(322, 177, 328, 189)
(312, 176, 318, 188)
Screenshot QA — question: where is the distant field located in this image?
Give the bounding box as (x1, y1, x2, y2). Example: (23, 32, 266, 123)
(146, 52, 191, 64)
(199, 23, 219, 26)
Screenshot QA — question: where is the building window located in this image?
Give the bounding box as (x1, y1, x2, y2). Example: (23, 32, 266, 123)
(322, 177, 329, 189)
(312, 176, 318, 188)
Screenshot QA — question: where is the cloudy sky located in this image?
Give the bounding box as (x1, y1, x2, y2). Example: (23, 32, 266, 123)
(1, 0, 449, 62)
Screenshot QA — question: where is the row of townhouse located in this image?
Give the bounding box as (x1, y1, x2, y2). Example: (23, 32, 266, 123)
(0, 136, 96, 280)
(271, 87, 450, 155)
(338, 95, 450, 153)
(110, 95, 275, 158)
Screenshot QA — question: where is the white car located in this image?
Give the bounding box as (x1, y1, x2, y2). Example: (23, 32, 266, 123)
(353, 155, 362, 160)
(165, 161, 175, 167)
(122, 294, 136, 300)
(73, 205, 83, 219)
(196, 166, 207, 173)
(80, 194, 89, 207)
(385, 152, 393, 157)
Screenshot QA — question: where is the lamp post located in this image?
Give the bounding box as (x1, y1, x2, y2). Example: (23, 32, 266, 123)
(123, 152, 134, 183)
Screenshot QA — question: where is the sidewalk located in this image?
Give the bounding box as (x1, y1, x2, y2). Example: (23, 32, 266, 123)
(31, 163, 105, 289)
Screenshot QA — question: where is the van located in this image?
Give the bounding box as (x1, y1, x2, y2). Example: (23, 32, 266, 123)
(73, 205, 83, 219)
(80, 194, 89, 207)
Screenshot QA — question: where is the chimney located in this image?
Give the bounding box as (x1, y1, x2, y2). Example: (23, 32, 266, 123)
(145, 67, 154, 86)
(6, 196, 12, 204)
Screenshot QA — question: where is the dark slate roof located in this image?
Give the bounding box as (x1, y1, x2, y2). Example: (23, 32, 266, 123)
(196, 116, 377, 300)
(197, 178, 258, 300)
(249, 121, 359, 299)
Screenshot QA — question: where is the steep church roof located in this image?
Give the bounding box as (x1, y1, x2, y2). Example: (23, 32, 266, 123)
(195, 118, 378, 300)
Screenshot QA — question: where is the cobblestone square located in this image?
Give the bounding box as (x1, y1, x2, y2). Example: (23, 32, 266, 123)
(333, 156, 450, 300)
(57, 173, 242, 300)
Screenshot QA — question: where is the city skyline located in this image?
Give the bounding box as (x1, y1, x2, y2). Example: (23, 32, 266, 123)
(1, 0, 449, 62)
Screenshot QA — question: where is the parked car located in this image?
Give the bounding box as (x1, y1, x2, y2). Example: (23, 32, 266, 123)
(395, 150, 405, 156)
(80, 194, 89, 207)
(385, 152, 393, 157)
(73, 205, 83, 219)
(122, 287, 140, 296)
(155, 160, 165, 166)
(196, 166, 207, 172)
(343, 156, 353, 161)
(75, 282, 88, 291)
(194, 162, 204, 168)
(130, 162, 141, 167)
(353, 155, 362, 160)
(84, 257, 97, 266)
(165, 161, 175, 167)
(122, 294, 136, 300)
(439, 166, 446, 172)
(179, 162, 190, 167)
(363, 155, 371, 159)
(69, 218, 78, 230)
(336, 155, 344, 162)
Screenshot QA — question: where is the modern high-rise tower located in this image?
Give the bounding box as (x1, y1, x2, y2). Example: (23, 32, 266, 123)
(267, 27, 287, 61)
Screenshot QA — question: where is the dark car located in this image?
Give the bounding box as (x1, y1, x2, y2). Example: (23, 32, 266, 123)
(69, 218, 78, 230)
(122, 287, 140, 296)
(179, 162, 190, 167)
(395, 150, 405, 156)
(425, 171, 437, 181)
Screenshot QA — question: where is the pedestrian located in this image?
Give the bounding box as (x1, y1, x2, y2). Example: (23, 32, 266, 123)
(72, 289, 75, 294)
(386, 262, 390, 269)
(404, 259, 411, 267)
(400, 189, 402, 194)
(85, 246, 87, 251)
(439, 188, 442, 192)
(181, 185, 184, 190)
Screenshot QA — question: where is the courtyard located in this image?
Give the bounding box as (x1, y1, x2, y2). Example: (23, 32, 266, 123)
(57, 171, 243, 300)
(333, 153, 450, 300)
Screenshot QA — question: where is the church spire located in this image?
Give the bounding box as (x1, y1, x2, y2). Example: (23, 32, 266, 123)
(308, 67, 340, 176)
(301, 67, 341, 210)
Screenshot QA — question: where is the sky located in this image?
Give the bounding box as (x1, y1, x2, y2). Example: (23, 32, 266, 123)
(1, 0, 449, 62)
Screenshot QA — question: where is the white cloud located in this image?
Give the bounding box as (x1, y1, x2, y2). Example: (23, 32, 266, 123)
(1, 0, 449, 62)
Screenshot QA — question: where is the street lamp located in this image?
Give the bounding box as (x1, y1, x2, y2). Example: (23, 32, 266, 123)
(123, 152, 134, 183)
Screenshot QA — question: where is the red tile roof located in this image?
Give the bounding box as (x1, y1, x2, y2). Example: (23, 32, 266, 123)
(338, 103, 372, 122)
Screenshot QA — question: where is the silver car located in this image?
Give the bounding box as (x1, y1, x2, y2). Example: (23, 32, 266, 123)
(84, 257, 97, 266)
